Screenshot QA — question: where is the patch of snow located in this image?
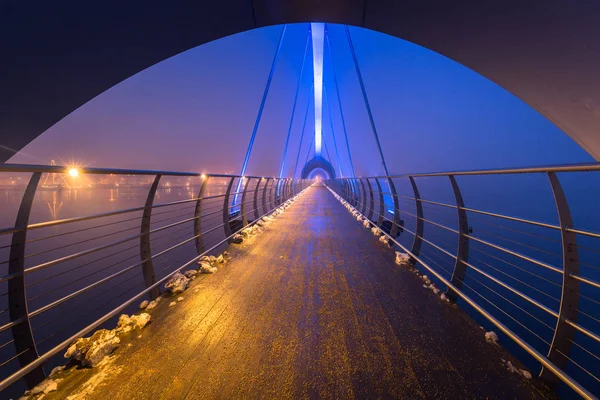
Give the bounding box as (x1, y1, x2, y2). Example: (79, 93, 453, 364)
(371, 227, 382, 236)
(139, 300, 149, 310)
(395, 252, 411, 267)
(169, 301, 176, 307)
(378, 235, 390, 246)
(520, 369, 532, 379)
(49, 365, 64, 377)
(146, 300, 157, 311)
(506, 360, 520, 374)
(64, 329, 120, 367)
(164, 272, 189, 295)
(199, 262, 217, 274)
(440, 293, 450, 303)
(485, 331, 499, 344)
(216, 254, 224, 263)
(31, 378, 60, 395)
(231, 234, 243, 244)
(362, 219, 370, 228)
(184, 270, 198, 278)
(177, 297, 184, 302)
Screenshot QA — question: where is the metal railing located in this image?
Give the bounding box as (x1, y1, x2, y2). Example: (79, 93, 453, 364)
(0, 163, 309, 394)
(327, 162, 600, 400)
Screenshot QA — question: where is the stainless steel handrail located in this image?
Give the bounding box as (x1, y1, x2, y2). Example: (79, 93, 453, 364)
(0, 165, 310, 393)
(326, 168, 600, 400)
(325, 184, 597, 400)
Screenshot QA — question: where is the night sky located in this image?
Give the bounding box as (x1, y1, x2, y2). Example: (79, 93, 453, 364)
(8, 23, 593, 177)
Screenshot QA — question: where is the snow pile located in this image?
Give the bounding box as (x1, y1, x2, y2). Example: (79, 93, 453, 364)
(378, 235, 390, 246)
(440, 293, 450, 303)
(216, 254, 225, 264)
(371, 227, 382, 236)
(164, 272, 189, 294)
(395, 252, 411, 267)
(184, 269, 198, 279)
(177, 296, 184, 302)
(139, 300, 149, 310)
(362, 219, 370, 228)
(169, 301, 176, 307)
(485, 331, 499, 344)
(199, 261, 217, 274)
(30, 378, 61, 396)
(421, 275, 431, 285)
(145, 298, 159, 311)
(231, 233, 243, 244)
(64, 329, 120, 367)
(116, 313, 151, 333)
(502, 359, 531, 379)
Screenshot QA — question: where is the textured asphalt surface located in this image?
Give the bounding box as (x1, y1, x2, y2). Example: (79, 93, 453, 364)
(47, 184, 555, 399)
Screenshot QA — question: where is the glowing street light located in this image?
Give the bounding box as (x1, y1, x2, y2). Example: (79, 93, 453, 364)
(68, 168, 80, 178)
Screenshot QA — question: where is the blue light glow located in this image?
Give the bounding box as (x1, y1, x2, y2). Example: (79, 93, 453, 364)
(311, 23, 324, 156)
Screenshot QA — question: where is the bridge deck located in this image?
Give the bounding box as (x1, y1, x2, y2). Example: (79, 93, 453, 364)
(48, 184, 554, 399)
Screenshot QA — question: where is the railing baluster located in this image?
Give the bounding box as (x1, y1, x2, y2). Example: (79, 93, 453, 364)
(447, 175, 469, 302)
(409, 176, 424, 262)
(8, 172, 46, 388)
(240, 177, 252, 227)
(366, 178, 375, 221)
(351, 178, 359, 207)
(387, 177, 401, 237)
(140, 175, 161, 300)
(269, 179, 276, 210)
(374, 178, 384, 227)
(222, 177, 235, 241)
(253, 177, 263, 221)
(194, 176, 209, 255)
(262, 177, 271, 214)
(359, 179, 367, 214)
(543, 172, 580, 381)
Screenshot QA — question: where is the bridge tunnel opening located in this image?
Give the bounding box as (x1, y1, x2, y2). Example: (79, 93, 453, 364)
(307, 167, 329, 181)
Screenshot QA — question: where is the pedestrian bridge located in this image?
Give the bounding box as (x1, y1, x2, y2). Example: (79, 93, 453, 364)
(22, 183, 556, 399)
(2, 2, 600, 398)
(0, 163, 598, 399)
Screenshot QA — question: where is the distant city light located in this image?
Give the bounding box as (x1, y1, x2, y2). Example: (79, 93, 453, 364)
(68, 168, 79, 178)
(311, 23, 324, 156)
(201, 174, 207, 179)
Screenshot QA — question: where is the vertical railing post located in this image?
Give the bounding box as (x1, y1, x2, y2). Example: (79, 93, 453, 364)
(262, 177, 271, 214)
(447, 175, 469, 302)
(543, 172, 580, 380)
(387, 177, 401, 237)
(374, 178, 384, 227)
(409, 176, 424, 262)
(348, 178, 356, 207)
(359, 178, 367, 215)
(253, 177, 263, 220)
(8, 172, 46, 388)
(240, 177, 252, 227)
(223, 177, 236, 241)
(366, 178, 375, 221)
(269, 179, 276, 210)
(140, 175, 161, 300)
(194, 175, 210, 255)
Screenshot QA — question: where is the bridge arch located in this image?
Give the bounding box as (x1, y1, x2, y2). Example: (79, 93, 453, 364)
(301, 156, 336, 180)
(1, 1, 599, 162)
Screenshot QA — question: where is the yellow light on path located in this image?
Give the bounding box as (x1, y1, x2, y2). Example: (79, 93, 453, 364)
(68, 168, 79, 178)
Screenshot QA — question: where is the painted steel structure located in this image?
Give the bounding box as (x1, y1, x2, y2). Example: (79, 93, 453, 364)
(2, 2, 600, 162)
